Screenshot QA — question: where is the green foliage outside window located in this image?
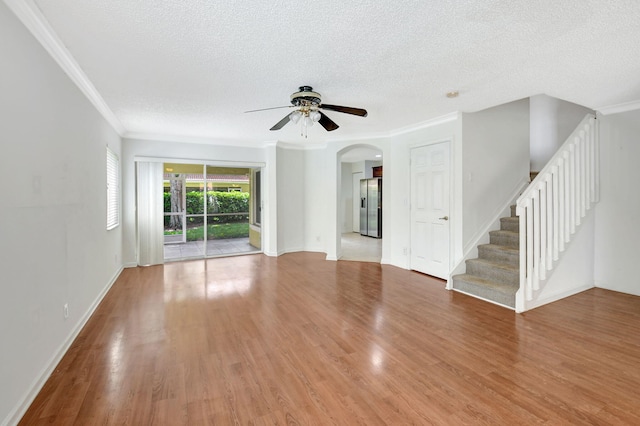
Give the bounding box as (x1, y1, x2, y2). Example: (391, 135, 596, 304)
(164, 191, 249, 222)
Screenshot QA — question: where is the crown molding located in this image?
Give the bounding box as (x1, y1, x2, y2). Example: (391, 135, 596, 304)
(389, 112, 459, 137)
(275, 140, 328, 150)
(596, 99, 640, 116)
(4, 0, 126, 135)
(123, 132, 268, 148)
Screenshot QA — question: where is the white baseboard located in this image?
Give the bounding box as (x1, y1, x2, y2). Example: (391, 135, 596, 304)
(518, 284, 594, 313)
(4, 266, 124, 426)
(451, 288, 515, 311)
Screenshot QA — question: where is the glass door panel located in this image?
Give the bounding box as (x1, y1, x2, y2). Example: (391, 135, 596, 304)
(184, 178, 205, 258)
(164, 175, 185, 244)
(205, 165, 254, 257)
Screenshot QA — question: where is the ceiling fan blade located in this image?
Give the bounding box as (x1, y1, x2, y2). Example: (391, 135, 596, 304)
(245, 105, 292, 113)
(270, 113, 292, 131)
(318, 111, 339, 131)
(319, 104, 368, 117)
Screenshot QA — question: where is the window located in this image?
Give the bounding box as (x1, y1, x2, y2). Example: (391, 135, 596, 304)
(106, 147, 120, 230)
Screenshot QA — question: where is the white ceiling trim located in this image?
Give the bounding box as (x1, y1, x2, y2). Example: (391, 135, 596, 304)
(274, 140, 328, 151)
(596, 100, 640, 116)
(389, 112, 460, 137)
(123, 131, 267, 148)
(127, 112, 462, 149)
(292, 112, 461, 146)
(4, 0, 126, 135)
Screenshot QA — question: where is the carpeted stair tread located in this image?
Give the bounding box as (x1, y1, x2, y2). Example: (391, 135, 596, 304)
(489, 229, 519, 238)
(478, 243, 519, 265)
(466, 258, 518, 282)
(452, 274, 517, 308)
(489, 230, 519, 248)
(478, 243, 518, 255)
(500, 217, 520, 232)
(468, 257, 518, 271)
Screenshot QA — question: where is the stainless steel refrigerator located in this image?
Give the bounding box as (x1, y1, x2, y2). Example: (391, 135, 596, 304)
(359, 178, 382, 238)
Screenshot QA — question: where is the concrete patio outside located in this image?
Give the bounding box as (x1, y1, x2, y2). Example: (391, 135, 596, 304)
(164, 237, 260, 262)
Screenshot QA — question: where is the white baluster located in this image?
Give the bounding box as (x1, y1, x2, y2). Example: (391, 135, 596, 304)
(569, 144, 576, 234)
(526, 198, 533, 300)
(546, 175, 554, 269)
(540, 182, 547, 281)
(558, 157, 566, 252)
(595, 117, 600, 202)
(552, 165, 560, 261)
(574, 136, 582, 231)
(533, 191, 540, 291)
(586, 123, 593, 207)
(580, 130, 586, 218)
(518, 205, 527, 304)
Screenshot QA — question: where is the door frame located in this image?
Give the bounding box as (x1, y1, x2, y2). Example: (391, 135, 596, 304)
(352, 171, 364, 233)
(409, 139, 454, 279)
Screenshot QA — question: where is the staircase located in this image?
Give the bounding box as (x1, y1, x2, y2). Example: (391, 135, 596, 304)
(451, 114, 599, 312)
(451, 205, 520, 308)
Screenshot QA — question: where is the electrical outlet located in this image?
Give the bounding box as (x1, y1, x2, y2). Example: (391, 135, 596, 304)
(403, 247, 408, 256)
(63, 303, 69, 319)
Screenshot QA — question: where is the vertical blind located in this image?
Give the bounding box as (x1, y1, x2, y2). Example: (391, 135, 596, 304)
(136, 161, 165, 266)
(106, 147, 119, 230)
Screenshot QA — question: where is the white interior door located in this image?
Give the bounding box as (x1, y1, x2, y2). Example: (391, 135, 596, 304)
(410, 142, 450, 279)
(352, 171, 364, 232)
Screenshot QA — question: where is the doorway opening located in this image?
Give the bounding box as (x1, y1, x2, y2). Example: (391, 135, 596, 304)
(339, 146, 383, 262)
(162, 163, 262, 262)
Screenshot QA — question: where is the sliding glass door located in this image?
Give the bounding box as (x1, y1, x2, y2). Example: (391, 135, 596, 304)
(162, 163, 260, 262)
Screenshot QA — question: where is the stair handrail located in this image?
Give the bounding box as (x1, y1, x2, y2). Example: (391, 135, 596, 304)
(515, 114, 599, 312)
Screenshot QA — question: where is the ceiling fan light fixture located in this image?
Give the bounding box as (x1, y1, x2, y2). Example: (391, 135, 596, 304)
(304, 115, 314, 127)
(310, 110, 321, 122)
(252, 86, 366, 135)
(289, 111, 302, 123)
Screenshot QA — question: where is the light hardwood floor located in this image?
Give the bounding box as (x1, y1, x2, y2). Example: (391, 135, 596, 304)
(19, 252, 640, 424)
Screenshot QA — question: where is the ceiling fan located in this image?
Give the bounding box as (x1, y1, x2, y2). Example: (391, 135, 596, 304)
(245, 86, 368, 136)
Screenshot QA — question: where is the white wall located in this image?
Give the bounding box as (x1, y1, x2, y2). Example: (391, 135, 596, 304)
(594, 109, 640, 296)
(276, 146, 304, 254)
(364, 160, 382, 178)
(530, 94, 593, 171)
(340, 162, 353, 233)
(303, 148, 329, 252)
(461, 99, 530, 250)
(0, 4, 122, 424)
(120, 138, 267, 264)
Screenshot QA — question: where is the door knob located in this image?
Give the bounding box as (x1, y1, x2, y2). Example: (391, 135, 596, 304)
(439, 216, 449, 220)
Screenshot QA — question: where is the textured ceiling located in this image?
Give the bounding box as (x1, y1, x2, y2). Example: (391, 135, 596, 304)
(23, 0, 640, 144)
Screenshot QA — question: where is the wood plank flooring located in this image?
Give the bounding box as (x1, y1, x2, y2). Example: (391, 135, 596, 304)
(19, 252, 640, 424)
